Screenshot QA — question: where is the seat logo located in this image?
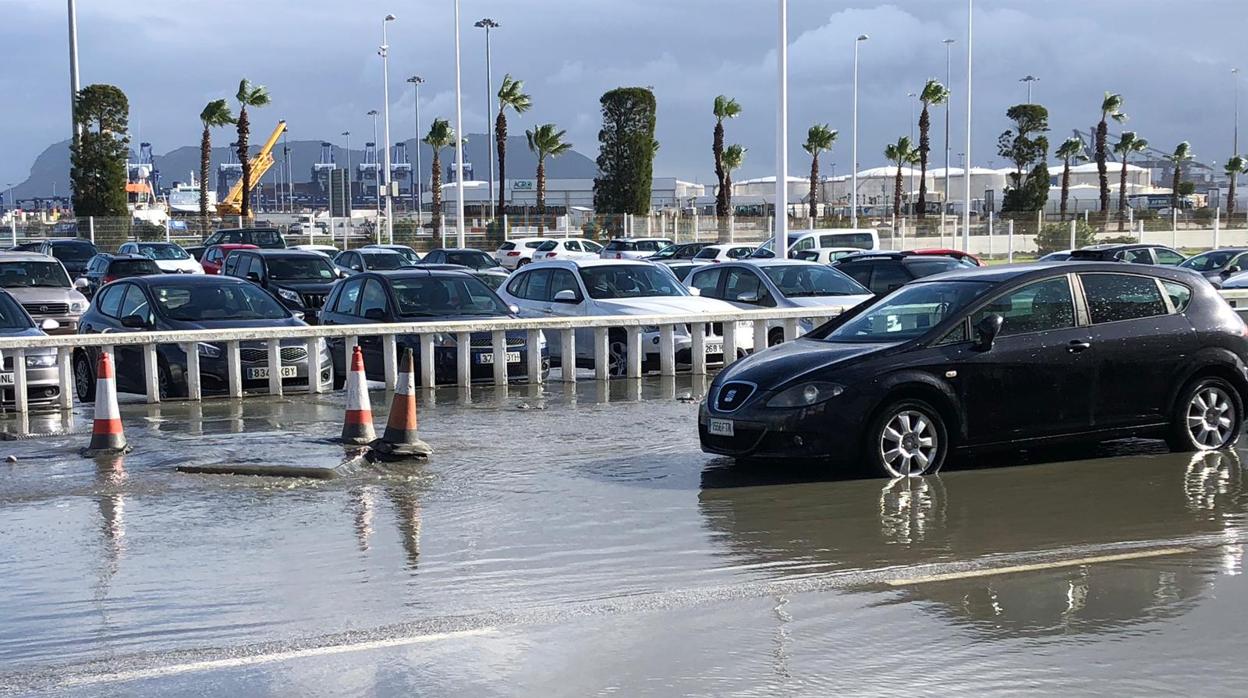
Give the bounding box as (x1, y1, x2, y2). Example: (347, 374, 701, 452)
(724, 389, 738, 403)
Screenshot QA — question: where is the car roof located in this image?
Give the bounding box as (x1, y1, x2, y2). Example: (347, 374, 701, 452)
(129, 273, 250, 287)
(918, 260, 1190, 284)
(530, 258, 653, 269)
(210, 243, 258, 249)
(608, 237, 672, 242)
(0, 252, 58, 262)
(100, 253, 151, 261)
(1082, 243, 1171, 251)
(367, 268, 474, 279)
(45, 238, 94, 245)
(363, 243, 413, 249)
(355, 247, 404, 255)
(215, 227, 280, 233)
(427, 247, 487, 253)
(241, 249, 325, 258)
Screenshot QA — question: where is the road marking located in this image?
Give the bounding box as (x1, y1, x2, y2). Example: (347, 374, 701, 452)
(62, 627, 497, 688)
(884, 547, 1197, 587)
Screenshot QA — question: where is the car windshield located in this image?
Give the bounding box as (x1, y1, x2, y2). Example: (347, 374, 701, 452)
(536, 240, 558, 252)
(693, 247, 720, 260)
(824, 281, 992, 343)
(247, 229, 284, 247)
(111, 259, 161, 276)
(0, 261, 71, 288)
(152, 283, 290, 321)
(604, 240, 635, 251)
(908, 258, 967, 277)
(579, 264, 688, 299)
(651, 244, 678, 259)
(0, 293, 33, 329)
(50, 243, 96, 263)
(763, 264, 869, 297)
(1181, 250, 1239, 272)
(749, 235, 804, 259)
(267, 256, 336, 281)
(444, 252, 497, 270)
(362, 253, 410, 271)
(391, 276, 511, 317)
(138, 244, 190, 260)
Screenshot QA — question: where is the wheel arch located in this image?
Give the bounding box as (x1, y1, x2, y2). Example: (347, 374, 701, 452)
(1168, 348, 1248, 415)
(870, 372, 964, 446)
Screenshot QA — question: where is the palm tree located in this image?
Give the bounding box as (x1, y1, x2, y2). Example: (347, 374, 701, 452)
(423, 118, 456, 234)
(198, 99, 234, 219)
(1095, 92, 1127, 226)
(802, 125, 838, 220)
(1164, 141, 1194, 211)
(495, 75, 532, 218)
(525, 123, 573, 234)
(233, 79, 271, 219)
(721, 144, 746, 219)
(883, 136, 919, 221)
(1055, 137, 1086, 221)
(712, 95, 742, 223)
(916, 79, 950, 220)
(1112, 131, 1148, 231)
(1225, 155, 1246, 220)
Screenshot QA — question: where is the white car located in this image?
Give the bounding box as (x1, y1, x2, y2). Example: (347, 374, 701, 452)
(531, 238, 604, 263)
(292, 244, 341, 258)
(599, 238, 674, 260)
(750, 229, 880, 259)
(116, 241, 202, 274)
(497, 258, 753, 376)
(690, 244, 756, 264)
(791, 247, 863, 264)
(495, 238, 550, 269)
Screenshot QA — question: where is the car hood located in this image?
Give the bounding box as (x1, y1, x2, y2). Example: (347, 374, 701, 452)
(593, 295, 739, 316)
(717, 337, 895, 387)
(162, 316, 306, 331)
(784, 294, 874, 310)
(4, 287, 86, 305)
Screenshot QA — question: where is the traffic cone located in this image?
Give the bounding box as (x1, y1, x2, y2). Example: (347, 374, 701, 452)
(371, 348, 432, 459)
(340, 345, 377, 445)
(81, 351, 131, 457)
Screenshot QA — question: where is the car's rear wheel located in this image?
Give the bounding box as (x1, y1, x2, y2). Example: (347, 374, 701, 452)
(768, 328, 785, 347)
(73, 351, 95, 403)
(607, 330, 628, 378)
(865, 399, 947, 478)
(1167, 377, 1243, 452)
(517, 258, 530, 268)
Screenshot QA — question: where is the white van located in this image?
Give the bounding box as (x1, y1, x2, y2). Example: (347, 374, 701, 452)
(749, 228, 879, 259)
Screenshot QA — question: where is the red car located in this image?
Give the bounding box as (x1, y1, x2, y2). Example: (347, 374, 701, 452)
(200, 243, 258, 275)
(911, 248, 982, 266)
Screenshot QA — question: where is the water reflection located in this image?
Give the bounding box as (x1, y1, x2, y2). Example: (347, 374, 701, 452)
(93, 455, 127, 592)
(384, 481, 423, 571)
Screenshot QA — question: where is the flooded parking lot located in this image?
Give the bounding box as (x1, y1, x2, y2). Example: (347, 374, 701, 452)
(2, 378, 1248, 695)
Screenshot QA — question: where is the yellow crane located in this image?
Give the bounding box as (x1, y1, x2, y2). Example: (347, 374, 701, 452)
(216, 120, 287, 216)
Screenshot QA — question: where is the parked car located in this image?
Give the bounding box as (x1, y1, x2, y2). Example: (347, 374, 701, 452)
(662, 261, 700, 282)
(686, 260, 873, 345)
(334, 248, 416, 276)
(600, 238, 674, 260)
(73, 275, 331, 400)
(0, 252, 89, 334)
(419, 248, 505, 271)
(223, 249, 340, 323)
(700, 262, 1244, 477)
(1179, 248, 1248, 282)
(34, 238, 98, 278)
(1037, 249, 1073, 262)
(0, 289, 63, 409)
(690, 244, 756, 264)
(116, 241, 202, 274)
(647, 242, 709, 262)
(187, 227, 286, 260)
(750, 229, 880, 259)
(201, 243, 257, 275)
(292, 244, 341, 258)
(7, 242, 43, 252)
(912, 248, 983, 266)
(531, 238, 605, 263)
(791, 247, 865, 264)
(418, 263, 509, 291)
(1068, 244, 1186, 266)
(832, 251, 970, 295)
(80, 254, 162, 298)
(362, 243, 422, 264)
(494, 238, 549, 269)
(498, 258, 754, 376)
(320, 269, 547, 386)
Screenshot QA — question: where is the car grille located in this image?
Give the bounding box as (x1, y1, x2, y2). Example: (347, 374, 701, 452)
(684, 322, 724, 337)
(714, 382, 756, 413)
(469, 336, 525, 348)
(22, 303, 68, 316)
(301, 293, 327, 309)
(239, 346, 308, 363)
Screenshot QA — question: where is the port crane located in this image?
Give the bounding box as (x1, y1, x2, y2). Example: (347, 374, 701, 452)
(216, 121, 287, 216)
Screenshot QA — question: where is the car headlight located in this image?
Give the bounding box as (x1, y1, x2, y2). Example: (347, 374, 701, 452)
(275, 287, 301, 303)
(197, 342, 222, 359)
(765, 381, 845, 408)
(69, 300, 87, 313)
(25, 353, 56, 368)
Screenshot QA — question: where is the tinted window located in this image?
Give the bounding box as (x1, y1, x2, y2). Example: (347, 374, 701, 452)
(223, 254, 241, 275)
(499, 242, 517, 251)
(267, 256, 336, 281)
(1180, 250, 1238, 272)
(871, 263, 912, 294)
(359, 279, 389, 317)
(391, 276, 510, 317)
(117, 284, 150, 321)
(836, 262, 873, 287)
(0, 293, 32, 329)
(550, 270, 581, 301)
(50, 242, 96, 263)
(0, 261, 71, 288)
(762, 265, 869, 297)
(1080, 273, 1167, 324)
(523, 269, 552, 301)
(819, 232, 875, 250)
(110, 259, 161, 276)
(1154, 248, 1185, 266)
(247, 229, 283, 247)
(1119, 248, 1152, 264)
(826, 281, 994, 343)
(444, 251, 497, 270)
(362, 253, 407, 271)
(97, 284, 125, 317)
(689, 268, 723, 297)
(536, 240, 557, 252)
(635, 240, 665, 252)
(723, 268, 768, 304)
(604, 241, 634, 251)
(524, 241, 545, 249)
(970, 277, 1075, 337)
(151, 282, 289, 321)
(693, 247, 720, 260)
(1162, 280, 1192, 312)
(333, 278, 364, 314)
(579, 265, 686, 299)
(505, 272, 529, 298)
(908, 259, 964, 278)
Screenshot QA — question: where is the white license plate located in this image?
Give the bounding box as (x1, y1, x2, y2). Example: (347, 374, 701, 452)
(0, 373, 11, 386)
(477, 351, 521, 365)
(705, 342, 723, 355)
(246, 366, 298, 380)
(708, 418, 734, 437)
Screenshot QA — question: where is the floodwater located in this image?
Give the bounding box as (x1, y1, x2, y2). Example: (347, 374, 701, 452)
(1, 377, 1248, 695)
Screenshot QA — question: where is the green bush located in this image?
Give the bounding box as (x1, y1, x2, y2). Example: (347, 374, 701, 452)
(1035, 221, 1096, 254)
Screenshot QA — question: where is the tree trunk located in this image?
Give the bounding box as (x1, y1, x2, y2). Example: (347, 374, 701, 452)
(1117, 158, 1129, 232)
(536, 157, 546, 234)
(1095, 119, 1108, 227)
(1230, 173, 1238, 220)
(917, 105, 930, 220)
(238, 107, 251, 219)
(893, 167, 903, 220)
(1172, 166, 1181, 211)
(808, 154, 819, 220)
(1059, 161, 1071, 220)
(199, 126, 211, 219)
(431, 149, 443, 233)
(713, 120, 725, 218)
(495, 111, 508, 217)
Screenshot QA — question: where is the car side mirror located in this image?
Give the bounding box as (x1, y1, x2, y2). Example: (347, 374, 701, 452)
(552, 289, 579, 303)
(40, 318, 60, 332)
(73, 278, 90, 290)
(292, 311, 306, 321)
(1227, 266, 1241, 275)
(508, 304, 520, 314)
(245, 271, 260, 282)
(974, 314, 1004, 351)
(363, 307, 388, 321)
(688, 287, 702, 297)
(737, 291, 761, 304)
(120, 314, 149, 330)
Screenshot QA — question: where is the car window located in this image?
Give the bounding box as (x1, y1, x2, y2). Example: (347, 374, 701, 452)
(97, 283, 125, 317)
(391, 276, 510, 317)
(223, 254, 239, 275)
(333, 277, 365, 314)
(424, 251, 443, 264)
(689, 268, 724, 298)
(536, 240, 557, 252)
(445, 252, 496, 270)
(908, 259, 964, 278)
(635, 241, 662, 252)
(152, 282, 288, 321)
(499, 242, 516, 251)
(523, 269, 552, 302)
(565, 240, 582, 252)
(248, 229, 283, 247)
(524, 241, 545, 249)
(730, 247, 753, 259)
(793, 237, 816, 252)
(793, 250, 820, 262)
(693, 247, 719, 260)
(1179, 251, 1234, 272)
(549, 270, 581, 302)
(836, 262, 873, 287)
(1162, 280, 1192, 312)
(723, 268, 770, 305)
(871, 263, 912, 294)
(359, 279, 389, 317)
(1154, 248, 1185, 266)
(970, 277, 1076, 337)
(117, 284, 150, 321)
(582, 241, 603, 253)
(505, 272, 529, 298)
(1080, 273, 1168, 324)
(826, 281, 994, 343)
(267, 256, 336, 281)
(762, 265, 869, 297)
(362, 253, 407, 271)
(111, 259, 161, 276)
(1119, 248, 1152, 264)
(0, 261, 71, 288)
(579, 265, 687, 299)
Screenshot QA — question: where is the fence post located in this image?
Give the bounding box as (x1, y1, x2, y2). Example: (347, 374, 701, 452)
(899, 217, 905, 250)
(1215, 207, 1222, 249)
(728, 214, 735, 243)
(163, 217, 171, 243)
(9, 215, 15, 247)
(1172, 209, 1178, 248)
(1069, 220, 1076, 250)
(1128, 206, 1134, 229)
(1138, 219, 1145, 243)
(986, 213, 993, 258)
(1007, 219, 1014, 263)
(1037, 210, 1043, 238)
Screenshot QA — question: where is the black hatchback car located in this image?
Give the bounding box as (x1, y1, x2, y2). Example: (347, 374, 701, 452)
(1068, 244, 1186, 266)
(187, 227, 286, 260)
(223, 249, 340, 323)
(700, 262, 1248, 478)
(79, 253, 161, 298)
(833, 251, 970, 295)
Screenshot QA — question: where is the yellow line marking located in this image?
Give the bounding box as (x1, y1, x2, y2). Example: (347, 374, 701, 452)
(885, 547, 1198, 587)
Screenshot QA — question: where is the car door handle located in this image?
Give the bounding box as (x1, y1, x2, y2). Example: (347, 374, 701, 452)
(1067, 340, 1092, 353)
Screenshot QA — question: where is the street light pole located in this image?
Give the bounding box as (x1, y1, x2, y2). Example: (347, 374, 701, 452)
(775, 0, 788, 260)
(1020, 75, 1038, 104)
(1233, 67, 1241, 154)
(381, 14, 396, 244)
(342, 131, 352, 210)
(475, 18, 499, 221)
(67, 0, 81, 146)
(369, 109, 380, 233)
(943, 38, 955, 239)
(852, 34, 868, 229)
(963, 0, 973, 252)
(407, 76, 424, 218)
(453, 0, 467, 248)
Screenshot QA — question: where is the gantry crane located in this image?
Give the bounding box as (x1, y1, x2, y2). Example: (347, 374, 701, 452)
(216, 121, 287, 216)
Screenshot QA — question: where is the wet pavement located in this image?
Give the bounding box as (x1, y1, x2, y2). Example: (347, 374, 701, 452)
(2, 377, 1248, 695)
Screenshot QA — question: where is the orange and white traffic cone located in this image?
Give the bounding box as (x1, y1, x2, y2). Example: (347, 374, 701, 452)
(81, 351, 131, 457)
(341, 345, 376, 445)
(371, 348, 432, 459)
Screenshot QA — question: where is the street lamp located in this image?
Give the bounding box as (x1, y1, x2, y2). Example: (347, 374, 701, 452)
(942, 38, 955, 241)
(963, 0, 973, 252)
(775, 0, 788, 259)
(1233, 67, 1241, 154)
(380, 13, 397, 244)
(851, 33, 868, 229)
(453, 0, 466, 248)
(342, 130, 352, 208)
(1020, 74, 1039, 104)
(475, 18, 499, 221)
(67, 0, 81, 146)
(907, 91, 918, 211)
(407, 76, 424, 218)
(368, 109, 380, 228)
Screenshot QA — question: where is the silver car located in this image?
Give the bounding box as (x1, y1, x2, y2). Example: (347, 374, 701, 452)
(0, 289, 62, 409)
(0, 252, 90, 334)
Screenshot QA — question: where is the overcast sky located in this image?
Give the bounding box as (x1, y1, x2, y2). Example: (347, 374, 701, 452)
(1, 0, 1244, 188)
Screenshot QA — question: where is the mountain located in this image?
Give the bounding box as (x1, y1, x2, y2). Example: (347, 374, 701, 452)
(10, 134, 599, 199)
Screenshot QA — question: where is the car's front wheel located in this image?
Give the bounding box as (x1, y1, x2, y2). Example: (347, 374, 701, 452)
(1167, 377, 1244, 452)
(73, 351, 95, 403)
(865, 399, 948, 478)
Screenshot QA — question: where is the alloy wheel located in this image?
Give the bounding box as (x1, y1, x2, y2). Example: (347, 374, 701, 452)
(74, 355, 92, 402)
(608, 339, 628, 378)
(878, 409, 939, 477)
(1187, 386, 1236, 449)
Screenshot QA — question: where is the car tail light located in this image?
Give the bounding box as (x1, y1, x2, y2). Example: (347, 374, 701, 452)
(507, 251, 520, 256)
(103, 275, 116, 283)
(615, 253, 623, 259)
(547, 253, 557, 258)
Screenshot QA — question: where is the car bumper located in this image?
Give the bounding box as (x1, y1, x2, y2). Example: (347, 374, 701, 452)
(0, 366, 61, 409)
(26, 314, 79, 334)
(697, 397, 865, 460)
(167, 345, 333, 395)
